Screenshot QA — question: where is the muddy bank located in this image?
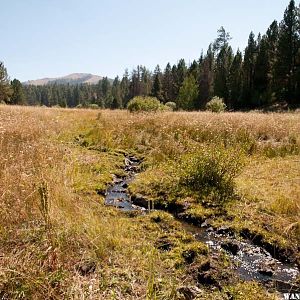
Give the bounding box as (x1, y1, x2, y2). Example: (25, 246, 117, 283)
(104, 155, 300, 293)
(132, 192, 300, 266)
(182, 222, 300, 293)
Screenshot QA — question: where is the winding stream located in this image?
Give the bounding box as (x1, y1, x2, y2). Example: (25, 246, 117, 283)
(105, 155, 300, 293)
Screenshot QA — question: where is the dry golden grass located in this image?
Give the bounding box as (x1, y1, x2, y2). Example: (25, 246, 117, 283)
(0, 106, 98, 298)
(235, 156, 300, 243)
(86, 110, 300, 165)
(87, 110, 300, 258)
(0, 106, 195, 299)
(87, 110, 300, 238)
(1, 105, 298, 299)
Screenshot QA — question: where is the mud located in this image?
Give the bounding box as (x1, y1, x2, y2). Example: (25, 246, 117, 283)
(104, 155, 300, 293)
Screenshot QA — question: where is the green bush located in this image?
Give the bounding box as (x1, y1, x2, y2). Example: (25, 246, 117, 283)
(206, 97, 227, 113)
(88, 104, 99, 109)
(127, 96, 167, 112)
(179, 147, 243, 206)
(165, 102, 177, 111)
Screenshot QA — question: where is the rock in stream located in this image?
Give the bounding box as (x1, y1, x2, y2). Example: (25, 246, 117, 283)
(105, 156, 146, 212)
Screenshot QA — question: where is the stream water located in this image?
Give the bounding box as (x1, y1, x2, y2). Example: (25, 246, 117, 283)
(104, 156, 300, 293)
(105, 156, 146, 212)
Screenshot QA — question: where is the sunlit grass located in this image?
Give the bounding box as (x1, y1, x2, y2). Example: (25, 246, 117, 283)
(235, 156, 300, 242)
(1, 105, 298, 299)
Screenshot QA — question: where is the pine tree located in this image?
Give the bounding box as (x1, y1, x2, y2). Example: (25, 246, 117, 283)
(129, 68, 141, 98)
(10, 79, 25, 105)
(188, 60, 199, 78)
(212, 27, 234, 106)
(40, 88, 49, 106)
(173, 59, 187, 96)
(140, 66, 152, 96)
(171, 64, 179, 97)
(296, 52, 300, 102)
(101, 77, 112, 107)
(58, 85, 67, 107)
(151, 65, 163, 101)
(213, 26, 232, 54)
(265, 21, 279, 99)
(112, 76, 122, 108)
(177, 75, 198, 110)
(296, 3, 300, 102)
(162, 63, 176, 103)
(0, 62, 12, 103)
(242, 32, 257, 107)
(198, 45, 214, 108)
(228, 50, 243, 109)
(275, 0, 299, 103)
(253, 37, 270, 107)
(213, 46, 233, 103)
(120, 69, 130, 107)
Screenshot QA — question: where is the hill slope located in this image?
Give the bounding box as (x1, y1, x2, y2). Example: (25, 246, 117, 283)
(23, 73, 103, 85)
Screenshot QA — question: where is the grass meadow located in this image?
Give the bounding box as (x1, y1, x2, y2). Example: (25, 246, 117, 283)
(0, 105, 299, 299)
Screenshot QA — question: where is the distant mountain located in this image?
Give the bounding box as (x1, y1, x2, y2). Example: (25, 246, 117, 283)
(23, 73, 104, 86)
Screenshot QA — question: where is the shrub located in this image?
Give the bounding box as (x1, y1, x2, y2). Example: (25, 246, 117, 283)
(88, 104, 99, 109)
(206, 97, 226, 113)
(165, 102, 177, 111)
(179, 147, 243, 206)
(127, 96, 166, 112)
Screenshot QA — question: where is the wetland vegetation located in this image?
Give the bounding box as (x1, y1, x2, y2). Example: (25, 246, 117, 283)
(0, 106, 299, 299)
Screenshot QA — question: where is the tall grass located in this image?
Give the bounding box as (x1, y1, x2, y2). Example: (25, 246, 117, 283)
(179, 146, 244, 206)
(85, 110, 300, 162)
(1, 106, 299, 298)
(0, 106, 195, 299)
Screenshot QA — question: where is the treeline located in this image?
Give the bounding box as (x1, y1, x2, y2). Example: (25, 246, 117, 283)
(1, 0, 300, 110)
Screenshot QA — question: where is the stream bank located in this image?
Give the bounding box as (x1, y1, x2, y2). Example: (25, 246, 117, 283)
(104, 155, 300, 294)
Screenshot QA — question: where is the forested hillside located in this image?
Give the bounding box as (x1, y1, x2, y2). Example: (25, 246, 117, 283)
(1, 0, 300, 110)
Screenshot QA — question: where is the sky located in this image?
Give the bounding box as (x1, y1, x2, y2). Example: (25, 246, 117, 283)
(0, 0, 291, 81)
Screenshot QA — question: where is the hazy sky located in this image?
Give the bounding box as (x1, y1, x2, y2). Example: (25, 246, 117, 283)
(1, 0, 290, 81)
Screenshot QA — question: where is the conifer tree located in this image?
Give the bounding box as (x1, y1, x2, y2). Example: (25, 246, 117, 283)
(173, 59, 187, 96)
(265, 21, 279, 99)
(162, 63, 175, 103)
(296, 3, 300, 102)
(151, 65, 163, 101)
(101, 77, 112, 107)
(198, 45, 214, 108)
(120, 69, 130, 107)
(129, 68, 141, 98)
(212, 27, 233, 104)
(253, 37, 270, 106)
(0, 62, 12, 103)
(112, 76, 122, 108)
(10, 79, 25, 105)
(214, 46, 233, 103)
(213, 26, 232, 54)
(140, 66, 152, 96)
(228, 50, 243, 108)
(177, 75, 198, 110)
(275, 0, 299, 103)
(188, 60, 199, 78)
(242, 32, 257, 107)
